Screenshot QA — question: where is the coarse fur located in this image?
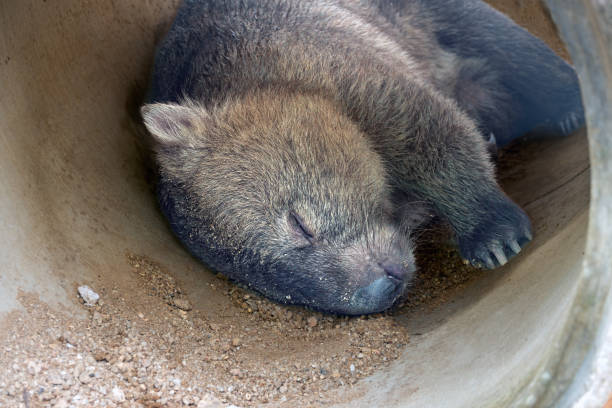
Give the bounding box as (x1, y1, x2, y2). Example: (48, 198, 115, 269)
(141, 0, 585, 314)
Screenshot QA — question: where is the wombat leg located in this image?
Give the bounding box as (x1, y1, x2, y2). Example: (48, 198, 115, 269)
(354, 78, 533, 268)
(419, 0, 585, 146)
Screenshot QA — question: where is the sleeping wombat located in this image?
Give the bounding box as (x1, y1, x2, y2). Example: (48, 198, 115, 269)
(141, 0, 584, 314)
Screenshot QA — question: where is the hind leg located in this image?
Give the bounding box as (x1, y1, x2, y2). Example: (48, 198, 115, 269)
(418, 0, 585, 147)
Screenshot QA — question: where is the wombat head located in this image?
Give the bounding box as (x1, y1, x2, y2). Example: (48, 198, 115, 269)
(142, 90, 415, 314)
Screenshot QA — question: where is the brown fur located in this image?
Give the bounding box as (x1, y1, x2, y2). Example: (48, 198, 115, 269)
(141, 0, 582, 314)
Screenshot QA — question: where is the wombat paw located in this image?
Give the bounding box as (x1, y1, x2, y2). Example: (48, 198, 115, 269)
(457, 199, 532, 269)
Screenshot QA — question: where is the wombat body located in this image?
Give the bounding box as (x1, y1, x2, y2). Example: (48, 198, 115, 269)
(142, 0, 584, 314)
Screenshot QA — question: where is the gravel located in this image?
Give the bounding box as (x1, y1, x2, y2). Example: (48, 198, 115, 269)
(0, 253, 416, 407)
(0, 239, 482, 407)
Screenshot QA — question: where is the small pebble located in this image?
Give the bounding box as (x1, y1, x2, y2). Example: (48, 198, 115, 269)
(93, 351, 109, 362)
(26, 360, 41, 375)
(77, 285, 100, 306)
(170, 298, 192, 311)
(196, 394, 225, 408)
(54, 399, 69, 408)
(307, 316, 318, 327)
(47, 372, 63, 385)
(111, 386, 125, 403)
(78, 371, 92, 384)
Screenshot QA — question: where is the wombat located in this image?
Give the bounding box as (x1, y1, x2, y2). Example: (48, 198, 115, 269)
(141, 0, 584, 315)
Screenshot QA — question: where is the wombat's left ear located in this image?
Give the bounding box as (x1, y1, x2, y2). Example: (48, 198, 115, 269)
(140, 102, 208, 147)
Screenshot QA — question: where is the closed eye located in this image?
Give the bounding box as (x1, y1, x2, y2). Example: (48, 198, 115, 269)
(288, 211, 315, 244)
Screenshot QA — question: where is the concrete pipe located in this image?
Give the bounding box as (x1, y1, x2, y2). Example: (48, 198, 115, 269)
(0, 0, 609, 407)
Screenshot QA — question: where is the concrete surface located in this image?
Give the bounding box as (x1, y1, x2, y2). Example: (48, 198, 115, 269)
(0, 0, 609, 407)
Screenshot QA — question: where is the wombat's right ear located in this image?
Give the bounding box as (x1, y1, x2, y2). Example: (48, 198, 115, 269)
(140, 103, 207, 147)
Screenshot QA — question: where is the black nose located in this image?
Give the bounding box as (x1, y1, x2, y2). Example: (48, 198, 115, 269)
(378, 261, 407, 281)
(348, 276, 403, 314)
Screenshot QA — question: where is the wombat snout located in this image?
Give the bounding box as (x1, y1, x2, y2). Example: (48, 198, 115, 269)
(342, 259, 411, 315)
(349, 276, 405, 315)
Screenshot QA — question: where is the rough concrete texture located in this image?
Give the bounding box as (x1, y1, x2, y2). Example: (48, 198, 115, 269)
(0, 0, 606, 407)
(544, 1, 612, 407)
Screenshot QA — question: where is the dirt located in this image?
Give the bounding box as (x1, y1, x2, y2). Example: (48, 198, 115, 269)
(484, 0, 570, 61)
(0, 253, 411, 407)
(0, 238, 481, 408)
(400, 228, 486, 312)
(0, 2, 565, 407)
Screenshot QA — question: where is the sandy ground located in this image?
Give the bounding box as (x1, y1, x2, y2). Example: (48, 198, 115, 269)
(0, 240, 478, 408)
(0, 1, 568, 407)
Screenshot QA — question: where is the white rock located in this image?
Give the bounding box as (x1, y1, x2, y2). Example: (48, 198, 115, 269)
(26, 360, 41, 375)
(77, 285, 100, 306)
(78, 371, 92, 384)
(72, 394, 88, 405)
(111, 386, 125, 403)
(196, 394, 224, 408)
(54, 399, 69, 408)
(47, 371, 64, 385)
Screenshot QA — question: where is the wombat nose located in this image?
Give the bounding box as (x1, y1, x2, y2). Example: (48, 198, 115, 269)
(378, 261, 408, 281)
(348, 276, 403, 315)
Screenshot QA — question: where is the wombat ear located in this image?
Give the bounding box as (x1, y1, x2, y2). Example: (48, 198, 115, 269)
(140, 103, 207, 147)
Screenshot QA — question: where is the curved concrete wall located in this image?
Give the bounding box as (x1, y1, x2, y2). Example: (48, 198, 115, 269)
(0, 0, 609, 407)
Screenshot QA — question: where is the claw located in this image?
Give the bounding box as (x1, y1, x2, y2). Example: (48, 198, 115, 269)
(491, 246, 508, 266)
(487, 132, 497, 145)
(486, 132, 498, 158)
(483, 254, 496, 269)
(509, 239, 522, 254)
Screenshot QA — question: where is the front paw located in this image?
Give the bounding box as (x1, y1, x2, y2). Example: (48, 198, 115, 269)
(457, 198, 532, 269)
